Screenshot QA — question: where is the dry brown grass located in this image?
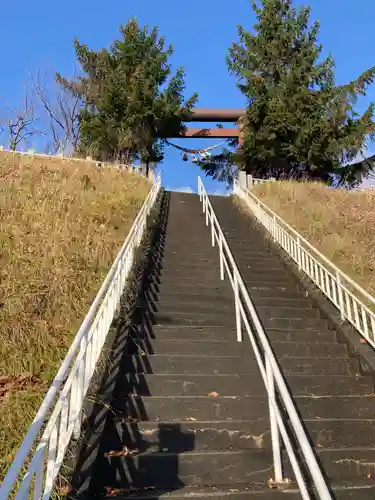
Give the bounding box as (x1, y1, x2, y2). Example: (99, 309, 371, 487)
(0, 151, 150, 478)
(250, 181, 375, 296)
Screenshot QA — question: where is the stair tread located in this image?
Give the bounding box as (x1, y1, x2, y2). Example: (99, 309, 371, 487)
(73, 193, 374, 498)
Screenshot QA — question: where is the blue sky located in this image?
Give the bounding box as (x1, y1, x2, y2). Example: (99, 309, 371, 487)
(1, 0, 375, 192)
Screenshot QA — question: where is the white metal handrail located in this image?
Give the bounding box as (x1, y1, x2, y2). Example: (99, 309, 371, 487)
(0, 174, 162, 499)
(198, 177, 332, 500)
(234, 179, 375, 348)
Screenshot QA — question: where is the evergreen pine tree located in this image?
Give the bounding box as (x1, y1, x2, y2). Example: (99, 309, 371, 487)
(57, 20, 198, 167)
(205, 0, 375, 186)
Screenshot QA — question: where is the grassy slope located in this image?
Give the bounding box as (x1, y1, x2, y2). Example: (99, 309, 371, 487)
(250, 181, 375, 296)
(0, 152, 150, 476)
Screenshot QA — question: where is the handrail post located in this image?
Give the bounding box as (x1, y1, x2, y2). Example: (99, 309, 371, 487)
(266, 357, 283, 483)
(234, 273, 242, 342)
(205, 199, 209, 226)
(219, 236, 224, 280)
(336, 272, 345, 320)
(296, 236, 302, 270)
(211, 213, 215, 247)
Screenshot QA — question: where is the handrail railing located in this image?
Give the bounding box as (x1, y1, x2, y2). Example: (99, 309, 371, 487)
(198, 176, 332, 500)
(0, 174, 162, 499)
(234, 179, 375, 348)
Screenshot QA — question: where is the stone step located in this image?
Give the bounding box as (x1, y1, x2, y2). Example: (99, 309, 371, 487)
(151, 310, 235, 327)
(266, 328, 336, 343)
(151, 295, 234, 316)
(162, 251, 219, 261)
(150, 303, 235, 319)
(241, 277, 297, 289)
(154, 300, 318, 321)
(121, 355, 257, 375)
(116, 373, 259, 397)
(116, 395, 375, 422)
(118, 396, 270, 421)
(133, 339, 246, 357)
(122, 352, 357, 377)
(246, 285, 301, 299)
(159, 269, 222, 281)
(99, 484, 375, 499)
(241, 295, 313, 308)
(155, 286, 233, 301)
(305, 419, 375, 448)
(160, 258, 221, 269)
(96, 449, 274, 489)
(94, 448, 375, 488)
(159, 273, 295, 290)
(255, 305, 319, 319)
(287, 447, 375, 483)
(284, 374, 373, 397)
(162, 246, 218, 255)
(280, 356, 358, 376)
(134, 337, 345, 359)
(271, 341, 347, 358)
(260, 316, 330, 331)
(160, 266, 288, 281)
(157, 281, 234, 295)
(296, 396, 375, 420)
(153, 297, 234, 312)
(160, 262, 221, 272)
(115, 372, 372, 398)
(106, 420, 272, 452)
(150, 326, 237, 342)
(112, 418, 375, 452)
(143, 329, 338, 351)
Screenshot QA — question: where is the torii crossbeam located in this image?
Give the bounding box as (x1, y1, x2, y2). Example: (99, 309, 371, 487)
(167, 108, 246, 144)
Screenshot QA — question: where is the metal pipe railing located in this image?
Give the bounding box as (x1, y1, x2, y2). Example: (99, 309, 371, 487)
(198, 176, 332, 500)
(234, 180, 375, 348)
(1, 175, 162, 499)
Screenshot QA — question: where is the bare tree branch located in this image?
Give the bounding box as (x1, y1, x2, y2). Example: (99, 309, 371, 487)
(0, 85, 42, 151)
(32, 69, 80, 155)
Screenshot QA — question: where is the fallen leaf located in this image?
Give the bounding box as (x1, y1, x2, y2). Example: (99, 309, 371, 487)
(268, 478, 277, 489)
(360, 338, 367, 344)
(184, 417, 197, 421)
(208, 391, 219, 397)
(108, 446, 139, 457)
(56, 485, 73, 495)
(105, 488, 121, 497)
(368, 472, 373, 480)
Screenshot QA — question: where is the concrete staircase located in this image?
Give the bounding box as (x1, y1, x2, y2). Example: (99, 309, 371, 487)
(70, 191, 375, 499)
(210, 195, 375, 499)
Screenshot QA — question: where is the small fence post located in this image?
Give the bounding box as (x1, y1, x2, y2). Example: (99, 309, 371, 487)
(266, 357, 283, 483)
(272, 214, 276, 239)
(73, 338, 86, 440)
(234, 273, 242, 342)
(211, 214, 215, 247)
(336, 272, 345, 320)
(219, 237, 224, 280)
(296, 236, 301, 270)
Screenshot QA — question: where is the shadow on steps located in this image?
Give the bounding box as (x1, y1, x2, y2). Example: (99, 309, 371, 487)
(66, 191, 195, 499)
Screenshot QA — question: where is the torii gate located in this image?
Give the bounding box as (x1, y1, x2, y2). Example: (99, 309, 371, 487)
(169, 108, 246, 146)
